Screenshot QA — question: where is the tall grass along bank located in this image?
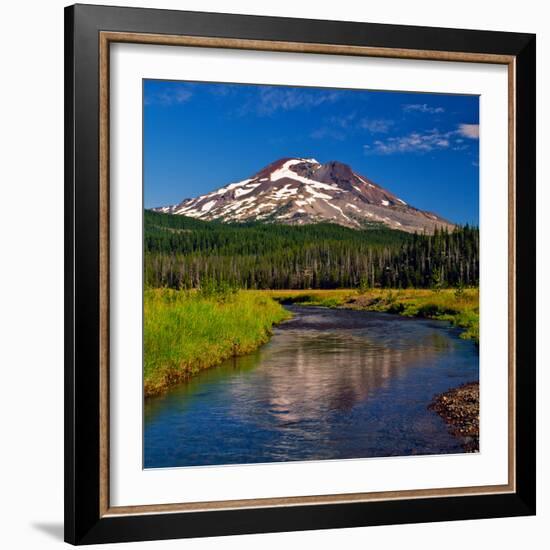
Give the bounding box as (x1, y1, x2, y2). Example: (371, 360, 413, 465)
(267, 288, 479, 342)
(144, 288, 290, 397)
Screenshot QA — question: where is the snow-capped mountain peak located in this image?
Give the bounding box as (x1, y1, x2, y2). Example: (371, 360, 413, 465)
(153, 158, 453, 233)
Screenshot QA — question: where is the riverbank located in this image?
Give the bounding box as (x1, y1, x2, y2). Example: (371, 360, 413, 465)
(144, 289, 291, 397)
(144, 287, 478, 397)
(429, 382, 479, 452)
(266, 288, 479, 342)
(145, 302, 479, 467)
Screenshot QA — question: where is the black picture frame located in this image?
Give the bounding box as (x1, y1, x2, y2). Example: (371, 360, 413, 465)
(65, 3, 536, 545)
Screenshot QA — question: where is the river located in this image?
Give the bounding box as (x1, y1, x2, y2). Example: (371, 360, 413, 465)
(144, 305, 479, 468)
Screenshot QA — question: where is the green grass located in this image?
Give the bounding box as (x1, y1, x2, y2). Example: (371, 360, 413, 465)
(144, 288, 291, 397)
(267, 288, 479, 343)
(266, 289, 355, 308)
(144, 287, 478, 396)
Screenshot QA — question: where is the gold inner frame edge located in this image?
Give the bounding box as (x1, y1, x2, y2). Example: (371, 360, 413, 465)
(98, 31, 517, 517)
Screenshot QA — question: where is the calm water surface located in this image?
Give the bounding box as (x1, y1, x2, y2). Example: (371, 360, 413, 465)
(144, 306, 478, 468)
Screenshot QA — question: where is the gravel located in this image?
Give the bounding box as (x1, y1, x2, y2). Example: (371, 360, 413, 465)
(429, 382, 479, 452)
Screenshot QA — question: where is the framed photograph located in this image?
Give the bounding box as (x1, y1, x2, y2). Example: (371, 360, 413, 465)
(64, 4, 536, 545)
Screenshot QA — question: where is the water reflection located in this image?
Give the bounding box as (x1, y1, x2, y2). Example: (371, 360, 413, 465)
(144, 306, 478, 468)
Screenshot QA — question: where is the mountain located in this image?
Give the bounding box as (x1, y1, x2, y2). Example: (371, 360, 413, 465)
(153, 158, 454, 233)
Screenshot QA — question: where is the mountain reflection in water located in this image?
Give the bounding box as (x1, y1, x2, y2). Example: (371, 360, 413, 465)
(144, 306, 478, 468)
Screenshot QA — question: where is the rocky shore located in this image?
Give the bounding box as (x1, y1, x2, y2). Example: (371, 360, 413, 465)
(429, 382, 479, 452)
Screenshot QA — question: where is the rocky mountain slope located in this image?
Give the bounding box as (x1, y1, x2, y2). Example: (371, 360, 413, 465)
(154, 158, 454, 233)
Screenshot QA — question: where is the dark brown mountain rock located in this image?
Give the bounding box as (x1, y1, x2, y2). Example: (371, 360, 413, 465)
(153, 157, 454, 233)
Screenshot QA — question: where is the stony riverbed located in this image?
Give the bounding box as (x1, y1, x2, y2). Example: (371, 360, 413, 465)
(429, 382, 479, 452)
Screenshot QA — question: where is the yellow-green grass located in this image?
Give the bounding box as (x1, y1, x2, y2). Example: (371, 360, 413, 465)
(266, 288, 479, 343)
(144, 288, 291, 397)
(145, 287, 478, 397)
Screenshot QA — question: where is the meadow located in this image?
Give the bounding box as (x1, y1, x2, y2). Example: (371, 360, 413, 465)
(144, 287, 290, 397)
(143, 211, 478, 397)
(144, 285, 478, 397)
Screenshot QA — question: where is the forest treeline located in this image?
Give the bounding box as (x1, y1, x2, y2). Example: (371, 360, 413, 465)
(144, 210, 479, 290)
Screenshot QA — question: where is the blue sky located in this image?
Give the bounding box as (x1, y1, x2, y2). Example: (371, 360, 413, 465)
(144, 80, 479, 225)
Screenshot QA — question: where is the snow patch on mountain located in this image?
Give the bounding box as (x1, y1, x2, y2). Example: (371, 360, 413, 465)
(153, 157, 454, 234)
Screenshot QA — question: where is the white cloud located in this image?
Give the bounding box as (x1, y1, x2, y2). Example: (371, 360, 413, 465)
(458, 123, 480, 139)
(246, 88, 342, 116)
(144, 85, 192, 106)
(403, 103, 445, 114)
(310, 127, 346, 140)
(311, 114, 394, 141)
(365, 128, 453, 154)
(328, 112, 357, 128)
(359, 118, 394, 133)
(365, 122, 480, 155)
